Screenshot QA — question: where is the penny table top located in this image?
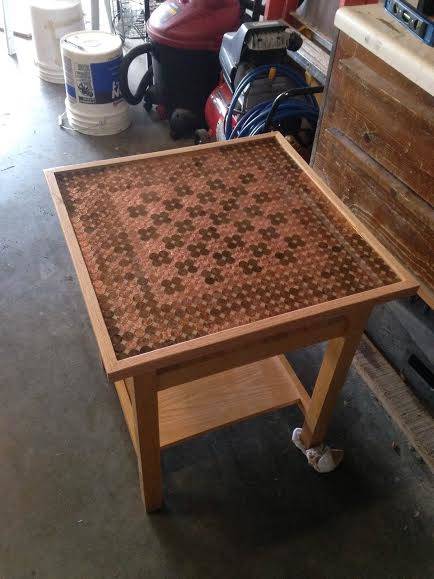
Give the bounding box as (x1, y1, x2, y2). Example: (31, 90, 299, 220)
(45, 133, 416, 379)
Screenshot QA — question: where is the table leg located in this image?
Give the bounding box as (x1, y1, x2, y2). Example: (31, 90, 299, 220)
(301, 308, 372, 449)
(130, 372, 163, 512)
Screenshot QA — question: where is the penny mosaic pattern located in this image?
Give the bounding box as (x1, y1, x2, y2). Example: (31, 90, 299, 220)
(55, 138, 400, 359)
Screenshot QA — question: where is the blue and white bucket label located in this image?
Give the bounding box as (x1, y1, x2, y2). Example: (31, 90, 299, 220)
(64, 55, 123, 105)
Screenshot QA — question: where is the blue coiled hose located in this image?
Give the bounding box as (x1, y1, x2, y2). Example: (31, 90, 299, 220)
(224, 64, 319, 140)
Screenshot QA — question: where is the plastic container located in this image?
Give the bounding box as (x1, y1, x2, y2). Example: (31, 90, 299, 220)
(61, 31, 130, 136)
(30, 0, 85, 84)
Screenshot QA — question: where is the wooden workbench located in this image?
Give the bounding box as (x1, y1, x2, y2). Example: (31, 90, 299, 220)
(312, 4, 434, 307)
(45, 133, 417, 512)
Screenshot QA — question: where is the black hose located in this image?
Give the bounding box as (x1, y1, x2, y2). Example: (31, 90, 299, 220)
(119, 43, 153, 105)
(263, 85, 323, 132)
(251, 0, 263, 20)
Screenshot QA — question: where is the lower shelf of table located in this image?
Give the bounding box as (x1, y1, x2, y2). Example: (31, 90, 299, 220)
(114, 355, 310, 452)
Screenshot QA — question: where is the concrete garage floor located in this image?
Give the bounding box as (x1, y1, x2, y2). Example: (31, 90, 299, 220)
(1, 38, 433, 579)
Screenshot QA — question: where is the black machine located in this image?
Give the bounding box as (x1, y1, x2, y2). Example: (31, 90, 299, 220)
(119, 0, 242, 137)
(119, 0, 321, 140)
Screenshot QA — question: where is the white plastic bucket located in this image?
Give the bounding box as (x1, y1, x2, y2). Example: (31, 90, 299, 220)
(30, 0, 85, 84)
(61, 31, 130, 136)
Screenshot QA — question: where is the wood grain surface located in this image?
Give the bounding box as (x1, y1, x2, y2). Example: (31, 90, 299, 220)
(45, 133, 417, 379)
(313, 32, 433, 307)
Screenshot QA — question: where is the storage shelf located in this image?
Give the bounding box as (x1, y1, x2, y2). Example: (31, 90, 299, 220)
(115, 356, 306, 451)
(158, 355, 303, 447)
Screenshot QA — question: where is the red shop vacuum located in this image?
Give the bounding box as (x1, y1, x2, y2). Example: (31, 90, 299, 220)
(119, 0, 242, 138)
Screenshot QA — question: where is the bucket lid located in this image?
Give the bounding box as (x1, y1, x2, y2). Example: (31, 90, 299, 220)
(61, 31, 122, 59)
(30, 0, 81, 9)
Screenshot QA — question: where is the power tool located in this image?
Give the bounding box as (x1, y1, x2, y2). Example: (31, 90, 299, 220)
(200, 20, 322, 145)
(119, 0, 242, 138)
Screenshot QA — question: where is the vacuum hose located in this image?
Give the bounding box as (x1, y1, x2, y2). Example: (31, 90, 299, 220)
(225, 64, 319, 140)
(119, 43, 153, 105)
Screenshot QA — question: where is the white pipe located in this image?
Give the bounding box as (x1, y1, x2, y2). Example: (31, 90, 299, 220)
(90, 0, 99, 29)
(1, 0, 16, 56)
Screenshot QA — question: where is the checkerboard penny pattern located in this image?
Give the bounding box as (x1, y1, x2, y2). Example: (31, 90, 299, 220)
(56, 139, 399, 359)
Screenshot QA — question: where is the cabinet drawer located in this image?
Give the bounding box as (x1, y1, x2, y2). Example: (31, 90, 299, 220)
(314, 127, 434, 301)
(324, 34, 434, 207)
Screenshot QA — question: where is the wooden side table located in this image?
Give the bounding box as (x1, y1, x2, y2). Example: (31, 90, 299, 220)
(45, 133, 417, 512)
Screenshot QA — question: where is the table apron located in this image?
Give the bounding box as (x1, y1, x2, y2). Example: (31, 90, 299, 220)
(155, 315, 347, 391)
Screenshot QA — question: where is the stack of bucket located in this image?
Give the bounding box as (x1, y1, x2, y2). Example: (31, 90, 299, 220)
(30, 2, 130, 136)
(30, 0, 85, 83)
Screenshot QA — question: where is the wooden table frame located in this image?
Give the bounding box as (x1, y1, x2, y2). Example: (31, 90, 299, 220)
(45, 133, 417, 513)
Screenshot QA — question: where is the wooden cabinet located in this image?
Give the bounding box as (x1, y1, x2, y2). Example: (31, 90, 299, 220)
(312, 33, 434, 307)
